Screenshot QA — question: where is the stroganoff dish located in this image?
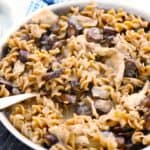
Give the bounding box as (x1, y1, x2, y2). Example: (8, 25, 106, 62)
(0, 3, 150, 150)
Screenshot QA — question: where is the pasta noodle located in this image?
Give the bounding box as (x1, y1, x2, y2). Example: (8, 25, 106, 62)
(0, 2, 149, 150)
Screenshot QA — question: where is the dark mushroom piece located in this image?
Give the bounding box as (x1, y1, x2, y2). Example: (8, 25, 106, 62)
(71, 79, 80, 87)
(39, 33, 57, 50)
(100, 26, 117, 47)
(45, 133, 58, 147)
(48, 34, 57, 49)
(86, 27, 103, 43)
(67, 16, 83, 38)
(124, 59, 139, 78)
(1, 45, 11, 58)
(52, 40, 66, 49)
(42, 69, 63, 80)
(100, 35, 116, 47)
(12, 87, 21, 95)
(116, 136, 125, 148)
(103, 26, 117, 36)
(70, 79, 80, 93)
(40, 33, 49, 44)
(111, 126, 134, 139)
(67, 24, 77, 38)
(19, 50, 29, 63)
(125, 143, 145, 150)
(75, 103, 92, 116)
(111, 126, 134, 133)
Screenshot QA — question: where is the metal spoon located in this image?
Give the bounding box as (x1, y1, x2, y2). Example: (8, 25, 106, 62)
(0, 93, 39, 111)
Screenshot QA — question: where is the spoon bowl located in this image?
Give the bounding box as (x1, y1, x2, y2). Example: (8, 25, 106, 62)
(0, 93, 39, 111)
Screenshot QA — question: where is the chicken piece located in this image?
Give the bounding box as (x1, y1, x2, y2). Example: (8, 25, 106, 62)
(73, 15, 97, 27)
(13, 60, 25, 75)
(124, 81, 150, 109)
(30, 24, 46, 38)
(31, 8, 58, 25)
(105, 52, 125, 89)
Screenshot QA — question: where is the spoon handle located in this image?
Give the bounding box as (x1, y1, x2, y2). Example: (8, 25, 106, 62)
(0, 93, 38, 111)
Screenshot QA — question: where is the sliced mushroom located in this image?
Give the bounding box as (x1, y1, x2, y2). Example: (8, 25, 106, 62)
(86, 27, 103, 43)
(124, 59, 139, 78)
(67, 16, 83, 38)
(100, 35, 116, 47)
(40, 33, 57, 50)
(94, 100, 113, 114)
(75, 103, 92, 116)
(46, 133, 58, 146)
(103, 26, 117, 36)
(68, 16, 83, 32)
(48, 34, 57, 48)
(71, 79, 79, 87)
(1, 45, 10, 58)
(12, 87, 21, 95)
(116, 136, 125, 148)
(111, 126, 134, 148)
(40, 33, 49, 44)
(67, 24, 78, 38)
(70, 79, 80, 93)
(99, 26, 117, 47)
(19, 50, 29, 63)
(42, 69, 63, 80)
(111, 126, 133, 132)
(52, 40, 66, 49)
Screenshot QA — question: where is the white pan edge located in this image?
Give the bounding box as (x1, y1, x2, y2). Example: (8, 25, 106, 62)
(0, 0, 150, 149)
